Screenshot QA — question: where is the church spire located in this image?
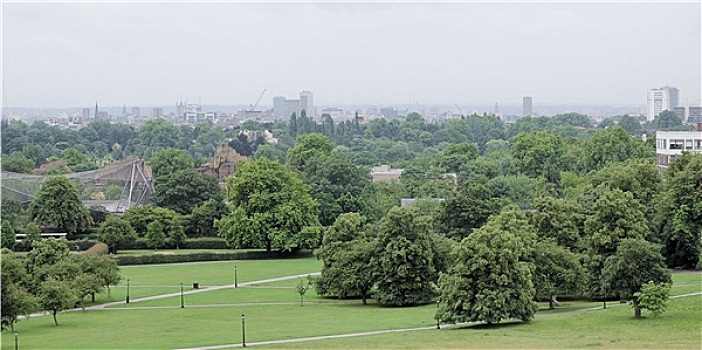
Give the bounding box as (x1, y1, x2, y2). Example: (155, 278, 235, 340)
(94, 101, 99, 119)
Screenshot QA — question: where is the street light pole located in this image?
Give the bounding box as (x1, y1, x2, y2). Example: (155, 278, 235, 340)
(14, 332, 18, 350)
(436, 299, 441, 329)
(241, 313, 246, 347)
(180, 283, 184, 308)
(126, 279, 130, 304)
(234, 265, 238, 288)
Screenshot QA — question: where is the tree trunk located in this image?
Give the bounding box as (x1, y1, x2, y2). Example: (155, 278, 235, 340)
(52, 310, 59, 326)
(634, 306, 642, 318)
(362, 294, 367, 305)
(91, 293, 95, 302)
(10, 320, 15, 332)
(266, 240, 272, 259)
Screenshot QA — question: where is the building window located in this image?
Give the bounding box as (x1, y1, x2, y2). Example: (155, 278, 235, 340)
(670, 140, 684, 150)
(685, 140, 693, 150)
(695, 140, 702, 150)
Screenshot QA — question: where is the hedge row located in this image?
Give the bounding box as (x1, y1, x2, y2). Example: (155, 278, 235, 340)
(12, 237, 228, 252)
(113, 250, 311, 266)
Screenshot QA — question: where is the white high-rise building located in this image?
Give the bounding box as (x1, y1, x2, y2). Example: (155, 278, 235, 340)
(300, 90, 315, 119)
(647, 86, 679, 121)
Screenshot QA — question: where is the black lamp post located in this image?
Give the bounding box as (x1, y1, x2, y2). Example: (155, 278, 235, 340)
(436, 299, 441, 329)
(14, 332, 18, 350)
(126, 279, 130, 304)
(234, 265, 238, 288)
(180, 283, 184, 308)
(241, 313, 246, 347)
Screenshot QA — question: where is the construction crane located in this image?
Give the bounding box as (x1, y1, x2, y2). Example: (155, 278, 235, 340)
(249, 88, 267, 111)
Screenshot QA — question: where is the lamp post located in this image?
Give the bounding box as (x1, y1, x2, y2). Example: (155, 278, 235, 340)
(126, 279, 130, 304)
(14, 332, 18, 350)
(241, 313, 246, 347)
(436, 299, 441, 330)
(234, 265, 238, 288)
(180, 283, 184, 308)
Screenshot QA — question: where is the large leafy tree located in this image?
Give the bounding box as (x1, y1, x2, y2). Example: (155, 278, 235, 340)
(373, 206, 437, 306)
(186, 199, 228, 237)
(602, 239, 671, 318)
(533, 241, 588, 309)
(97, 215, 137, 254)
(510, 131, 566, 183)
(1, 220, 16, 250)
(529, 197, 585, 249)
(28, 176, 93, 234)
(584, 188, 649, 297)
(435, 182, 502, 240)
(579, 126, 652, 172)
(216, 158, 320, 254)
(315, 213, 375, 304)
(287, 133, 335, 173)
(1, 249, 39, 332)
(148, 147, 194, 180)
(152, 169, 224, 215)
(437, 206, 538, 325)
(656, 153, 702, 268)
(38, 278, 78, 326)
(433, 142, 479, 174)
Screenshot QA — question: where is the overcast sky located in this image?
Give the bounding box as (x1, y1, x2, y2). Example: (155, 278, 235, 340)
(2, 1, 700, 108)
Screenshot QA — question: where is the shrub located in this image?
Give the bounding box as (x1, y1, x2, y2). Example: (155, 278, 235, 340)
(182, 237, 229, 249)
(114, 250, 312, 266)
(83, 242, 109, 256)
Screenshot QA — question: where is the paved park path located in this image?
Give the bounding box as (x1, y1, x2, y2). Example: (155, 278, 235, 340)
(85, 272, 321, 310)
(174, 291, 702, 350)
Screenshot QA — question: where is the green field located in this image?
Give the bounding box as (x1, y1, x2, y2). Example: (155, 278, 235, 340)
(2, 256, 700, 350)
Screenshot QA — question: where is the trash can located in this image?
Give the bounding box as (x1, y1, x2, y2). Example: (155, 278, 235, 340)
(193, 282, 199, 289)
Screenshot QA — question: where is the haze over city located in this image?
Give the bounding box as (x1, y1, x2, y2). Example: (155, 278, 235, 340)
(2, 1, 701, 109)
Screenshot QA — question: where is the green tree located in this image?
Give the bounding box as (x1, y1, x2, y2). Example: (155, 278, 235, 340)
(633, 281, 671, 318)
(28, 176, 93, 234)
(1, 249, 39, 331)
(152, 169, 224, 215)
(1, 220, 16, 250)
(122, 205, 185, 243)
(584, 188, 649, 297)
(656, 153, 702, 268)
(533, 241, 588, 308)
(216, 158, 321, 254)
(510, 131, 565, 184)
(602, 239, 672, 318)
(652, 110, 683, 130)
(437, 206, 538, 325)
(618, 115, 642, 136)
(433, 142, 479, 173)
(138, 119, 182, 155)
(97, 215, 137, 254)
(315, 213, 375, 304)
(78, 254, 121, 301)
(38, 278, 78, 326)
(145, 221, 166, 250)
(149, 147, 195, 180)
(287, 133, 335, 173)
(186, 199, 228, 237)
(579, 126, 652, 172)
(435, 182, 502, 240)
(373, 206, 437, 306)
(1, 152, 35, 173)
(529, 197, 584, 249)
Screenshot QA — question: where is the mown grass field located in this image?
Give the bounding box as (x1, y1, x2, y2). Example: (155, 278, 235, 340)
(2, 255, 699, 349)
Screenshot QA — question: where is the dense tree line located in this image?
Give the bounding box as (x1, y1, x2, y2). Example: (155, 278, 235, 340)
(2, 109, 699, 325)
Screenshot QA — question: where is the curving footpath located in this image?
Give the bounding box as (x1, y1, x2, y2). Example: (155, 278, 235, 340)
(174, 291, 702, 350)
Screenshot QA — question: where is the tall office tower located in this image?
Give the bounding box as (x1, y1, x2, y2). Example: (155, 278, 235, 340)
(152, 107, 163, 118)
(523, 96, 532, 117)
(647, 86, 680, 121)
(300, 90, 315, 118)
(273, 96, 286, 119)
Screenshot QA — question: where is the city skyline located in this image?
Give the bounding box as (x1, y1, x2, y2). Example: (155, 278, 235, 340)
(2, 1, 701, 108)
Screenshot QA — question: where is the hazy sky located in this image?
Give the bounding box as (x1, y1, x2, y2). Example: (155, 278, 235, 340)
(2, 1, 701, 108)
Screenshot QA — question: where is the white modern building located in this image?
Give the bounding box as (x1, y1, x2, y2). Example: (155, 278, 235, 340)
(273, 90, 315, 120)
(647, 86, 679, 121)
(300, 90, 315, 119)
(655, 126, 702, 171)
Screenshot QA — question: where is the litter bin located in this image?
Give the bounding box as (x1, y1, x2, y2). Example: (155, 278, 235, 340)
(193, 282, 199, 289)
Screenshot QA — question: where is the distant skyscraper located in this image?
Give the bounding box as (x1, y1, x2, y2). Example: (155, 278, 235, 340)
(300, 90, 315, 119)
(523, 96, 532, 117)
(152, 107, 163, 118)
(273, 96, 286, 119)
(647, 86, 679, 121)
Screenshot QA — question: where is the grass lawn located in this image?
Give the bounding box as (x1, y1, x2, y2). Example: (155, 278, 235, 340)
(2, 260, 699, 350)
